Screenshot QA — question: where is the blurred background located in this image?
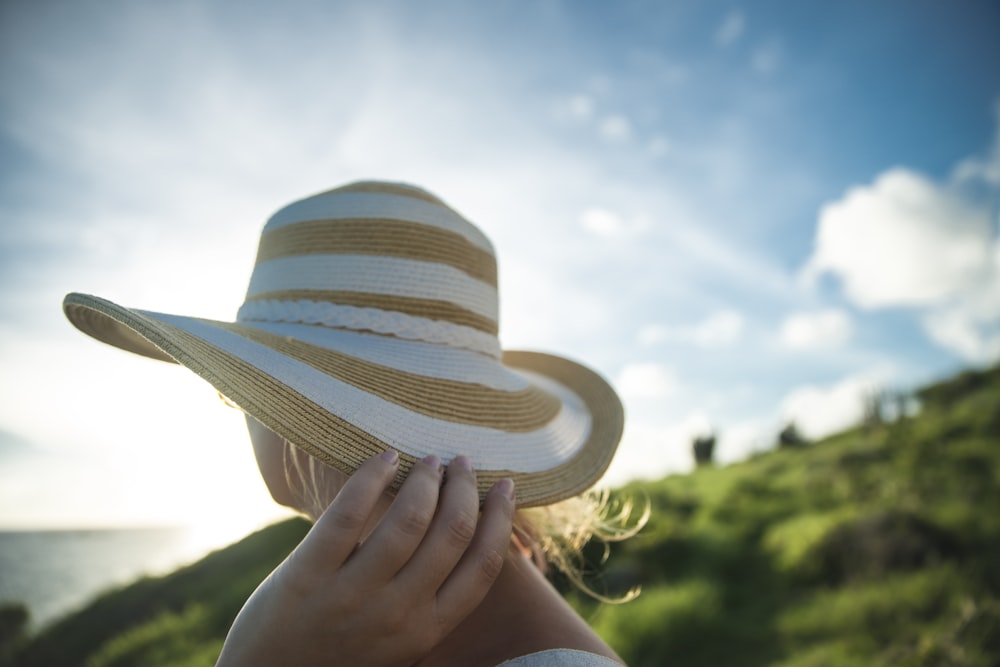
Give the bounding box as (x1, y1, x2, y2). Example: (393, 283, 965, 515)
(1, 0, 998, 643)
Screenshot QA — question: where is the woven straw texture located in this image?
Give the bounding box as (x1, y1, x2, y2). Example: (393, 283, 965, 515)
(63, 181, 623, 507)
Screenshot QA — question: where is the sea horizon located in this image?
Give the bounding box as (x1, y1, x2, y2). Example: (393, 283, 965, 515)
(0, 524, 262, 631)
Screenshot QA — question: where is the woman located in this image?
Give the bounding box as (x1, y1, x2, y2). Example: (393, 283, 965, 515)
(64, 181, 635, 665)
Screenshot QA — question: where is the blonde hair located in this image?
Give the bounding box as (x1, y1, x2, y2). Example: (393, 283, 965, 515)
(515, 490, 648, 603)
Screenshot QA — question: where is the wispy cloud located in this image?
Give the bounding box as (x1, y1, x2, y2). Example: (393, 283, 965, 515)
(579, 207, 650, 238)
(953, 100, 1000, 186)
(751, 40, 782, 75)
(615, 362, 678, 400)
(639, 310, 745, 347)
(599, 114, 633, 142)
(923, 280, 1000, 364)
(780, 367, 892, 440)
(603, 411, 712, 484)
(567, 94, 595, 120)
(715, 10, 746, 48)
(780, 309, 854, 350)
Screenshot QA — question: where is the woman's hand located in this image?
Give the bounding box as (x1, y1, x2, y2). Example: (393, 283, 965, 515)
(216, 451, 516, 667)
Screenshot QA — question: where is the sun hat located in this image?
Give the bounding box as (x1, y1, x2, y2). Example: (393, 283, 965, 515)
(63, 181, 624, 507)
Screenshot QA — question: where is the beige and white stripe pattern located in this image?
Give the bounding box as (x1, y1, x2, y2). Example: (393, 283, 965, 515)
(62, 181, 624, 507)
(239, 182, 501, 356)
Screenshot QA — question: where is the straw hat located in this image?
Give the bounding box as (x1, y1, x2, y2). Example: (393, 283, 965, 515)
(63, 181, 623, 507)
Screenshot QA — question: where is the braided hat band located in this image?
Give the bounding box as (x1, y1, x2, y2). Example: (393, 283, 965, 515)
(63, 181, 624, 507)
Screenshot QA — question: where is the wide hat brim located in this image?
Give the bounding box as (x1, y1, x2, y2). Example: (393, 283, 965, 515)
(64, 292, 623, 507)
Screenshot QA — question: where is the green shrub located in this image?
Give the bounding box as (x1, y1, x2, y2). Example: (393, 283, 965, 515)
(777, 566, 962, 642)
(762, 509, 858, 576)
(809, 510, 962, 584)
(0, 602, 29, 667)
(592, 580, 721, 666)
(86, 605, 222, 667)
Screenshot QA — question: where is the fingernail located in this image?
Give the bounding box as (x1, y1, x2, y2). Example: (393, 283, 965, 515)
(381, 450, 399, 464)
(495, 478, 515, 501)
(422, 454, 442, 471)
(452, 455, 473, 472)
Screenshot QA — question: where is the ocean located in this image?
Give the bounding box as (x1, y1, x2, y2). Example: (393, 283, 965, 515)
(0, 527, 224, 631)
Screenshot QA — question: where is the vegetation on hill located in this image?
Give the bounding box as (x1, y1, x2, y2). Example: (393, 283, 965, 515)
(7, 519, 310, 667)
(7, 365, 999, 666)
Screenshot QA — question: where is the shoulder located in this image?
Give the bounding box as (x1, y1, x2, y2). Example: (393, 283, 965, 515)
(497, 649, 624, 666)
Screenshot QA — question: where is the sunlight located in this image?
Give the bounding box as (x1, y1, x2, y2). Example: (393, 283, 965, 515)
(0, 331, 291, 537)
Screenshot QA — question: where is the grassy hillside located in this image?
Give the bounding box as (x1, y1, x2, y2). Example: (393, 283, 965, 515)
(8, 365, 1000, 666)
(581, 364, 1000, 666)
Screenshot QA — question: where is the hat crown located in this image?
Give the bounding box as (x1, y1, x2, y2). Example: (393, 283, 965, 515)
(236, 182, 502, 357)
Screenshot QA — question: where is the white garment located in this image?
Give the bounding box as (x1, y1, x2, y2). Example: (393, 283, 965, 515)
(498, 649, 624, 666)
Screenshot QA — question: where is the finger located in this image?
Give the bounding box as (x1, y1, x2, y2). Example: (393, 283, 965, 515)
(294, 450, 400, 571)
(435, 478, 515, 627)
(397, 455, 480, 594)
(347, 454, 444, 581)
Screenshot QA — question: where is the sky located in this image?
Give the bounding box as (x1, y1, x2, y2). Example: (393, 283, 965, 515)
(1, 0, 998, 542)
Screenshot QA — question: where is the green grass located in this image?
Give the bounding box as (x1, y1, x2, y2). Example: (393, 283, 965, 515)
(86, 605, 223, 667)
(574, 364, 1000, 666)
(7, 364, 1000, 666)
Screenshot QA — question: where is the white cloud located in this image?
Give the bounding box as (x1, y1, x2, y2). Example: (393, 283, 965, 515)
(599, 114, 632, 142)
(780, 308, 853, 349)
(601, 412, 711, 485)
(803, 148, 1000, 363)
(924, 308, 1000, 364)
(579, 207, 649, 238)
(922, 258, 1000, 364)
(954, 101, 1000, 186)
(779, 368, 891, 440)
(647, 135, 671, 157)
(501, 256, 616, 350)
(568, 94, 595, 120)
(751, 40, 782, 74)
(615, 362, 677, 399)
(581, 208, 627, 236)
(605, 365, 900, 486)
(715, 11, 745, 48)
(716, 417, 776, 464)
(605, 412, 787, 484)
(639, 309, 745, 347)
(805, 168, 994, 308)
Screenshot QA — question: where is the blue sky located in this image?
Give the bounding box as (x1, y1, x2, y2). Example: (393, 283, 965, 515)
(1, 0, 998, 534)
